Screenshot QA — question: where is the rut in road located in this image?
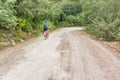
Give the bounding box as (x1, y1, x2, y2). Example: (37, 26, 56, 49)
(0, 27, 120, 80)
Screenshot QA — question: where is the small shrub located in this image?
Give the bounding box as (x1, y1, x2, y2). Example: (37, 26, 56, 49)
(116, 28, 120, 41)
(17, 18, 32, 32)
(16, 29, 27, 39)
(0, 36, 4, 42)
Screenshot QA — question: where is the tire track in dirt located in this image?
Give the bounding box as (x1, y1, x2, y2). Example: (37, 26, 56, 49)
(70, 31, 120, 80)
(49, 33, 72, 80)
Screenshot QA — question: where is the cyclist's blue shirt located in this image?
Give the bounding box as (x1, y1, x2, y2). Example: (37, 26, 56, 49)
(44, 23, 48, 29)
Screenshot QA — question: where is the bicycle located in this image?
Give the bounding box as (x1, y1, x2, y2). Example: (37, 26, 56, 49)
(44, 32, 49, 40)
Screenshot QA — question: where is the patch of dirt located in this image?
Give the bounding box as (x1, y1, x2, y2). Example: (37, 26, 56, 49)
(80, 30, 120, 59)
(57, 39, 72, 73)
(50, 33, 72, 80)
(102, 42, 120, 58)
(0, 36, 40, 78)
(0, 40, 29, 78)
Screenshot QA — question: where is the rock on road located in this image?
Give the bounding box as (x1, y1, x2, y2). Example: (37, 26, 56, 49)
(0, 27, 120, 80)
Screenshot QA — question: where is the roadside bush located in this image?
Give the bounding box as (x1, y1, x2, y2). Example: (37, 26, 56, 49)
(116, 28, 120, 41)
(0, 35, 4, 42)
(84, 0, 120, 41)
(0, 1, 17, 28)
(16, 28, 27, 39)
(17, 18, 32, 32)
(89, 19, 120, 41)
(58, 21, 72, 27)
(66, 15, 82, 26)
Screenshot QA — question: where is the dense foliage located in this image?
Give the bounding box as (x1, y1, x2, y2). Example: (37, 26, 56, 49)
(84, 0, 120, 41)
(0, 0, 120, 42)
(0, 1, 17, 28)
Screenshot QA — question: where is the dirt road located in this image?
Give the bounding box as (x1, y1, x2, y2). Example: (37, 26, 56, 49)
(0, 27, 120, 80)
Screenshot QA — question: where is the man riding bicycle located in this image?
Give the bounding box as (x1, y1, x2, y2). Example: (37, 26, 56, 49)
(43, 21, 49, 39)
